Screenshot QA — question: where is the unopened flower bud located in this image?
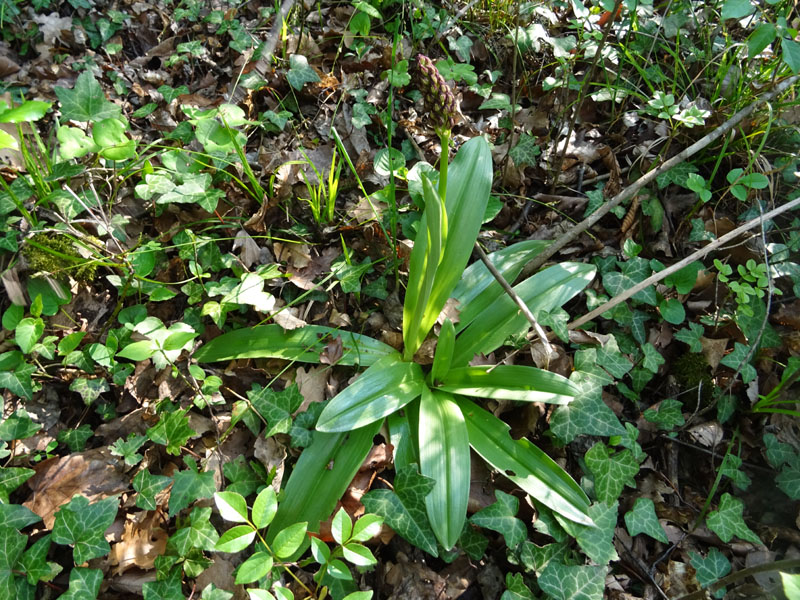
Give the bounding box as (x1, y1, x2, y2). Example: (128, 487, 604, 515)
(416, 54, 458, 133)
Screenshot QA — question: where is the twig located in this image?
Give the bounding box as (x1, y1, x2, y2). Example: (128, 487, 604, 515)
(567, 194, 800, 330)
(675, 557, 800, 600)
(523, 74, 800, 275)
(474, 242, 554, 368)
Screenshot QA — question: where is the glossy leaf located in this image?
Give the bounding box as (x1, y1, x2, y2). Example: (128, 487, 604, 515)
(351, 514, 383, 542)
(331, 507, 353, 544)
(214, 491, 249, 523)
(452, 240, 549, 330)
(430, 319, 455, 383)
(457, 397, 593, 526)
(452, 262, 596, 366)
(316, 355, 425, 432)
(194, 324, 395, 366)
(272, 522, 307, 559)
(342, 542, 377, 566)
(265, 421, 381, 558)
(251, 487, 277, 529)
(403, 136, 492, 359)
(235, 552, 273, 584)
(419, 389, 470, 550)
(52, 495, 118, 564)
(436, 365, 578, 404)
(215, 524, 256, 553)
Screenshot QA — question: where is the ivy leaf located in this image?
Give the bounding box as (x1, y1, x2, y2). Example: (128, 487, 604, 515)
(501, 572, 535, 600)
(362, 464, 438, 557)
(585, 444, 639, 505)
(0, 504, 41, 529)
(763, 433, 797, 469)
(55, 72, 121, 122)
(719, 342, 757, 383)
(596, 337, 633, 379)
(168, 507, 219, 555)
(147, 409, 195, 456)
(776, 462, 800, 499)
(0, 525, 26, 597)
(458, 523, 488, 561)
(556, 502, 618, 565)
(624, 498, 668, 543)
(706, 493, 760, 544)
(718, 454, 751, 490)
(517, 540, 570, 575)
(222, 456, 263, 497)
(287, 55, 320, 90)
(470, 490, 526, 549)
(0, 409, 41, 441)
(0, 467, 35, 503)
(142, 570, 184, 600)
(675, 322, 704, 352)
(169, 457, 216, 517)
(57, 425, 94, 452)
(69, 377, 110, 405)
(60, 567, 102, 600)
(289, 403, 324, 448)
(52, 495, 118, 564)
(20, 534, 52, 585)
(133, 469, 172, 511)
(248, 383, 303, 438)
(383, 59, 410, 87)
(221, 272, 275, 313)
(0, 363, 36, 401)
(641, 343, 665, 373)
(201, 583, 234, 600)
(551, 387, 625, 444)
(643, 398, 685, 430)
(508, 134, 541, 167)
(689, 548, 731, 597)
(538, 562, 606, 600)
(110, 434, 148, 466)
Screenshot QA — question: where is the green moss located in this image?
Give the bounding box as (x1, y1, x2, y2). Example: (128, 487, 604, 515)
(673, 352, 714, 404)
(22, 233, 98, 282)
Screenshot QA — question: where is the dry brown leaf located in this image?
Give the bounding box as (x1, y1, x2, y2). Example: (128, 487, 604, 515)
(294, 365, 328, 414)
(254, 436, 286, 493)
(109, 512, 168, 575)
(700, 336, 729, 370)
(24, 448, 130, 528)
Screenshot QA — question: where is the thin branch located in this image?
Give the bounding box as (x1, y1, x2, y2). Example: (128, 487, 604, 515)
(567, 194, 800, 330)
(523, 74, 800, 275)
(474, 242, 555, 367)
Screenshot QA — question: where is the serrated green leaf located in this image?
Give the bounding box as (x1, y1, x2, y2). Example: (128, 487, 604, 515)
(362, 465, 438, 556)
(585, 443, 639, 505)
(470, 490, 526, 549)
(624, 498, 668, 542)
(706, 493, 760, 543)
(52, 495, 118, 564)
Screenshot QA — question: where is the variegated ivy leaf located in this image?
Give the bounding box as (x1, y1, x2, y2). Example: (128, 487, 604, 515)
(470, 490, 526, 550)
(247, 383, 303, 438)
(517, 540, 570, 575)
(52, 496, 118, 565)
(689, 548, 730, 598)
(538, 562, 606, 600)
(133, 469, 171, 511)
(596, 336, 633, 379)
(60, 567, 103, 600)
(168, 458, 216, 517)
(361, 465, 438, 557)
(643, 398, 685, 430)
(719, 342, 757, 383)
(501, 572, 534, 600)
(718, 454, 751, 490)
(706, 493, 760, 544)
(584, 443, 639, 505)
(146, 408, 195, 456)
(556, 502, 618, 565)
(763, 433, 797, 469)
(624, 498, 668, 543)
(776, 462, 800, 500)
(550, 376, 625, 444)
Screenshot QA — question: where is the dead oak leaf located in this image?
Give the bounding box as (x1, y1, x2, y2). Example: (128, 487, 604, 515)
(109, 512, 168, 575)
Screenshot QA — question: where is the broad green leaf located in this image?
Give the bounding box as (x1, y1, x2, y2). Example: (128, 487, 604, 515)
(452, 262, 596, 365)
(20, 534, 52, 585)
(195, 324, 395, 366)
(350, 514, 383, 542)
(555, 501, 619, 564)
(215, 491, 249, 523)
(266, 421, 381, 558)
(116, 340, 156, 361)
(202, 584, 234, 600)
(58, 126, 100, 160)
(782, 39, 800, 74)
(59, 567, 102, 600)
(706, 493, 760, 544)
(251, 487, 278, 529)
(470, 490, 526, 549)
(403, 175, 446, 359)
(0, 504, 41, 529)
(457, 397, 592, 526)
(777, 463, 800, 499)
(168, 507, 219, 555)
(502, 572, 535, 600)
(436, 365, 578, 404)
(0, 100, 50, 123)
(93, 117, 136, 160)
(0, 526, 26, 597)
(15, 317, 44, 354)
(362, 465, 438, 556)
(147, 409, 195, 456)
(331, 507, 352, 545)
(235, 552, 273, 584)
(0, 364, 36, 401)
(419, 389, 470, 550)
(0, 468, 34, 502)
(133, 469, 171, 511)
(430, 319, 455, 383)
(287, 55, 320, 90)
(220, 272, 275, 313)
(689, 548, 731, 592)
(342, 592, 373, 600)
(720, 0, 754, 20)
(624, 498, 668, 543)
(584, 443, 639, 504)
(644, 398, 685, 430)
(0, 409, 41, 441)
(52, 495, 118, 564)
(169, 458, 216, 516)
(272, 522, 307, 559)
(342, 542, 376, 566)
(782, 573, 800, 600)
(316, 355, 425, 432)
(216, 524, 257, 553)
(538, 563, 606, 600)
(55, 72, 122, 122)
